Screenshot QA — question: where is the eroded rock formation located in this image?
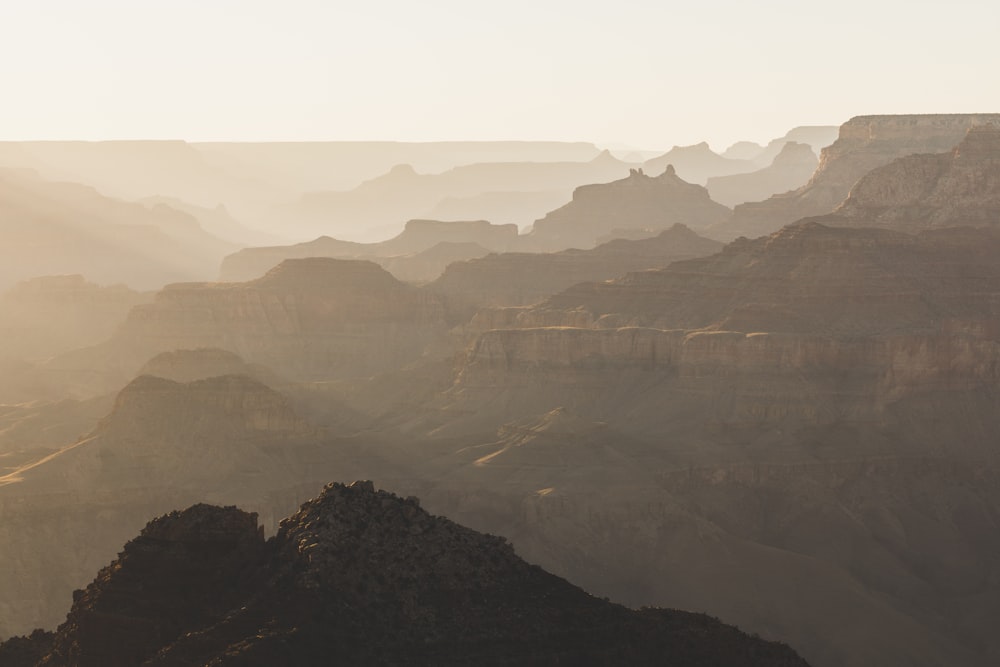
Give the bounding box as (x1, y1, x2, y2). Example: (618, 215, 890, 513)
(823, 124, 1000, 231)
(523, 166, 731, 251)
(713, 114, 1000, 240)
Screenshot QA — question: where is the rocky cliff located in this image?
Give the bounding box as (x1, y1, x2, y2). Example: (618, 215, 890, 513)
(219, 218, 518, 282)
(712, 114, 1000, 240)
(707, 142, 819, 207)
(523, 167, 731, 251)
(46, 257, 450, 397)
(13, 482, 808, 666)
(822, 125, 1000, 231)
(429, 223, 723, 310)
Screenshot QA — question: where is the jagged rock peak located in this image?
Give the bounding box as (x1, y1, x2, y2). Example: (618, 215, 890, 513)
(139, 503, 262, 544)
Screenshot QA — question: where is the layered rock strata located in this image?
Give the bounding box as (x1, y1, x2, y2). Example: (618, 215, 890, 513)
(523, 166, 731, 251)
(713, 114, 1000, 240)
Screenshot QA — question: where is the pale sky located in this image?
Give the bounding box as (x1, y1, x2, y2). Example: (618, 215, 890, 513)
(1, 0, 997, 151)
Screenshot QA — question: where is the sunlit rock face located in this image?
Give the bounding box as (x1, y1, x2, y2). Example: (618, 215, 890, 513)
(13, 482, 808, 667)
(521, 166, 731, 251)
(823, 125, 1000, 231)
(713, 114, 1000, 240)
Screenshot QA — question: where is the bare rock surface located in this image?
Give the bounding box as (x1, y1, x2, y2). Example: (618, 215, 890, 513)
(12, 483, 808, 666)
(823, 125, 1000, 231)
(713, 114, 1000, 240)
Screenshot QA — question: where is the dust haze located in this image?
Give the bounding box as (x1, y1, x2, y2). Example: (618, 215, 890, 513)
(2, 4, 1000, 667)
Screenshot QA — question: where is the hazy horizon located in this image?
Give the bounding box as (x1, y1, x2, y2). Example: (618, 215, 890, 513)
(3, 0, 998, 151)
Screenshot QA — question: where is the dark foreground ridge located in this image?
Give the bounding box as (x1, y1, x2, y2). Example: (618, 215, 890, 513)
(2, 481, 809, 666)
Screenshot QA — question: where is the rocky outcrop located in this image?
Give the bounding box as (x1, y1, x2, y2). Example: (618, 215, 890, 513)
(707, 142, 818, 207)
(712, 114, 1000, 240)
(37, 504, 265, 667)
(18, 483, 808, 666)
(523, 167, 731, 251)
(219, 219, 518, 282)
(429, 224, 723, 309)
(643, 142, 756, 184)
(46, 257, 450, 396)
(822, 125, 1000, 231)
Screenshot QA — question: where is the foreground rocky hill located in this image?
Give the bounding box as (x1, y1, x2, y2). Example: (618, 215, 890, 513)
(0, 372, 372, 638)
(4, 482, 808, 666)
(712, 114, 1000, 240)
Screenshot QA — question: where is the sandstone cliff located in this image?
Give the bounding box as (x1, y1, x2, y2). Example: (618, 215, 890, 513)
(523, 167, 731, 251)
(16, 482, 808, 666)
(712, 114, 1000, 240)
(413, 221, 1000, 666)
(821, 125, 1000, 231)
